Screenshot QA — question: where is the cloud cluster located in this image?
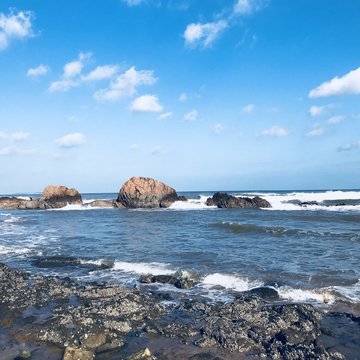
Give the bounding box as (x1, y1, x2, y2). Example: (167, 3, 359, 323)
(0, 9, 34, 50)
(309, 67, 360, 98)
(184, 110, 197, 121)
(157, 112, 172, 120)
(183, 0, 266, 48)
(256, 126, 289, 138)
(122, 0, 145, 5)
(242, 104, 255, 114)
(55, 133, 86, 148)
(0, 131, 30, 142)
(0, 146, 36, 155)
(49, 53, 92, 92)
(94, 67, 157, 101)
(27, 64, 49, 77)
(129, 94, 163, 112)
(306, 128, 325, 137)
(184, 20, 228, 48)
(338, 141, 360, 152)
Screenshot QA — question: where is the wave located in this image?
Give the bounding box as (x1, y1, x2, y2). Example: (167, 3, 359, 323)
(214, 222, 360, 240)
(170, 196, 216, 210)
(112, 260, 175, 276)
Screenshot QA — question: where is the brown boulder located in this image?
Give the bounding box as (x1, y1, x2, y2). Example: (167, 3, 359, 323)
(114, 176, 184, 209)
(40, 185, 83, 209)
(85, 200, 113, 208)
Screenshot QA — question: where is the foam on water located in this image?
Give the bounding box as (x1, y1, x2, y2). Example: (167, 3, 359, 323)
(169, 196, 216, 210)
(202, 273, 263, 292)
(244, 190, 360, 212)
(112, 260, 174, 276)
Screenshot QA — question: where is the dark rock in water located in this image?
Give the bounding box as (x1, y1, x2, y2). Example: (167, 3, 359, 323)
(85, 200, 113, 208)
(299, 201, 319, 207)
(139, 274, 193, 289)
(177, 195, 188, 202)
(205, 192, 271, 209)
(335, 203, 346, 206)
(174, 277, 193, 289)
(32, 257, 81, 268)
(113, 176, 184, 209)
(248, 287, 280, 300)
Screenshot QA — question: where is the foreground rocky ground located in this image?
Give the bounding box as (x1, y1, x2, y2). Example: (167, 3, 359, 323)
(0, 262, 353, 360)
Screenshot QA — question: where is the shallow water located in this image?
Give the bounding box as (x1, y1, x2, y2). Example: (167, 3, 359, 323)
(1, 190, 360, 310)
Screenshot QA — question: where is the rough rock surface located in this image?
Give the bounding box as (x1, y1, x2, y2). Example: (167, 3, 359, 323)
(0, 262, 347, 360)
(114, 176, 186, 209)
(205, 192, 271, 209)
(86, 200, 113, 208)
(0, 185, 83, 210)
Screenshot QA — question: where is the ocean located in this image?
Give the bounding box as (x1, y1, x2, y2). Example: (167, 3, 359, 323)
(1, 189, 360, 313)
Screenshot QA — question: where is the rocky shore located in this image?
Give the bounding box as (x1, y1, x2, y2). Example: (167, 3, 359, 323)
(0, 177, 271, 211)
(0, 262, 352, 360)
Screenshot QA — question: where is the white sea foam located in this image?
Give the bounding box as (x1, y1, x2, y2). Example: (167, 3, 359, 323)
(48, 204, 111, 211)
(169, 196, 216, 210)
(0, 244, 31, 255)
(277, 286, 335, 304)
(242, 190, 360, 212)
(202, 273, 263, 292)
(112, 260, 174, 275)
(16, 196, 31, 200)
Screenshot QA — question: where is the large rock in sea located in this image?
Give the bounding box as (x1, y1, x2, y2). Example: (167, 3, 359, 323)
(114, 176, 184, 209)
(0, 185, 83, 210)
(205, 192, 271, 209)
(39, 185, 83, 209)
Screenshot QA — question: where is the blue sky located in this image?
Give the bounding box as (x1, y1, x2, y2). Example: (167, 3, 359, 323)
(0, 0, 359, 193)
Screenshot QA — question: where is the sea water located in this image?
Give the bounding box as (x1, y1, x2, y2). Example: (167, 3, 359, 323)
(1, 190, 360, 310)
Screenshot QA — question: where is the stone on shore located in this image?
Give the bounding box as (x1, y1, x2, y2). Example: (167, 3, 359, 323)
(127, 348, 157, 360)
(205, 192, 271, 209)
(113, 176, 185, 209)
(85, 200, 113, 208)
(62, 347, 94, 360)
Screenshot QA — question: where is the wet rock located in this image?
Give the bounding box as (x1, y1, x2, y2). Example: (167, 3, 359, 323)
(177, 195, 188, 202)
(37, 321, 79, 347)
(96, 333, 126, 353)
(85, 200, 113, 208)
(32, 257, 81, 268)
(127, 347, 156, 360)
(62, 346, 95, 360)
(40, 185, 83, 209)
(77, 325, 107, 349)
(205, 192, 271, 209)
(139, 274, 155, 283)
(174, 277, 193, 289)
(299, 201, 319, 207)
(114, 176, 182, 209)
(248, 287, 280, 300)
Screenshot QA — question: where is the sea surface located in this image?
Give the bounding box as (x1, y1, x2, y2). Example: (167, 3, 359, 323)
(1, 189, 360, 312)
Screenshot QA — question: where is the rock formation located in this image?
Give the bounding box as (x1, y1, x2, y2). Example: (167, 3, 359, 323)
(205, 192, 271, 209)
(0, 185, 83, 210)
(113, 176, 186, 209)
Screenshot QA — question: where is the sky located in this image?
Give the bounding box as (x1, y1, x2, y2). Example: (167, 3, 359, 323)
(0, 0, 360, 193)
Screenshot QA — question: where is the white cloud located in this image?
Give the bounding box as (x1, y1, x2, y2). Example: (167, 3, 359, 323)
(0, 146, 36, 155)
(309, 67, 360, 98)
(238, 132, 244, 137)
(27, 64, 49, 77)
(309, 105, 329, 117)
(157, 112, 172, 120)
(69, 116, 80, 122)
(0, 10, 34, 50)
(0, 131, 30, 142)
(184, 20, 228, 47)
(256, 126, 289, 138)
(233, 0, 264, 15)
(49, 53, 91, 92)
(184, 110, 197, 121)
(67, 52, 91, 74)
(130, 144, 140, 149)
(49, 79, 80, 92)
(179, 93, 187, 101)
(82, 65, 119, 81)
(212, 124, 226, 134)
(94, 67, 157, 101)
(267, 107, 279, 113)
(327, 115, 346, 124)
(129, 94, 163, 113)
(122, 0, 146, 5)
(151, 146, 163, 154)
(242, 104, 255, 114)
(338, 141, 360, 151)
(306, 128, 325, 137)
(55, 133, 86, 148)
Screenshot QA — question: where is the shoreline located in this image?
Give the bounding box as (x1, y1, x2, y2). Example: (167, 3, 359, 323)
(1, 262, 358, 359)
